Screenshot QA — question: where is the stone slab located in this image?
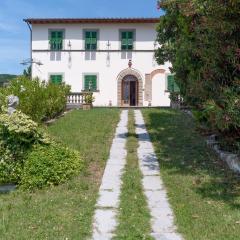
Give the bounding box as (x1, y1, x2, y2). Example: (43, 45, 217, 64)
(107, 157, 126, 166)
(97, 190, 120, 208)
(100, 172, 122, 191)
(145, 190, 172, 209)
(139, 164, 160, 176)
(0, 184, 16, 193)
(92, 209, 117, 235)
(142, 176, 164, 191)
(134, 110, 183, 240)
(151, 233, 183, 240)
(92, 110, 128, 239)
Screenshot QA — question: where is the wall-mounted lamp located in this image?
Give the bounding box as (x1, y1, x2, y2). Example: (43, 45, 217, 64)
(68, 40, 72, 49)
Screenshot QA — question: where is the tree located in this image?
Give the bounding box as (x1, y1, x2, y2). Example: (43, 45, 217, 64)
(23, 66, 31, 79)
(156, 0, 240, 143)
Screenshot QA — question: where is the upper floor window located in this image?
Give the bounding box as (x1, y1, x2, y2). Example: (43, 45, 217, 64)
(85, 31, 98, 50)
(121, 31, 134, 50)
(50, 74, 63, 84)
(49, 30, 64, 50)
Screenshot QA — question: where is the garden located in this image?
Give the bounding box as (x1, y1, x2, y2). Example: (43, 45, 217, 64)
(0, 76, 120, 238)
(0, 76, 82, 190)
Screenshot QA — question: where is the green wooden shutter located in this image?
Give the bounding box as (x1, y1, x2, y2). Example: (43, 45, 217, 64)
(91, 32, 97, 50)
(85, 31, 91, 50)
(50, 75, 62, 84)
(50, 31, 63, 50)
(127, 31, 133, 50)
(121, 32, 127, 50)
(121, 31, 134, 50)
(85, 31, 97, 50)
(174, 81, 180, 92)
(84, 75, 97, 91)
(167, 75, 180, 92)
(167, 75, 174, 92)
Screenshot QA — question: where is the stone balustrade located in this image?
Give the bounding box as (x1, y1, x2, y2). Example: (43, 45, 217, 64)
(67, 92, 86, 109)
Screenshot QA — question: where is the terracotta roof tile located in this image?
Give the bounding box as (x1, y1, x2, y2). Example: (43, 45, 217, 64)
(24, 18, 159, 24)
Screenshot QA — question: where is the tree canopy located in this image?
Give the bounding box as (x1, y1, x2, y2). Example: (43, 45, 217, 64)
(156, 0, 240, 146)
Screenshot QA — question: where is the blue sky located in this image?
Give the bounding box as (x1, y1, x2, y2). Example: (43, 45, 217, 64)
(0, 0, 162, 74)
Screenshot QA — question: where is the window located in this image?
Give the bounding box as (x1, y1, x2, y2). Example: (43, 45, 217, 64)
(84, 75, 97, 91)
(50, 74, 63, 84)
(85, 31, 97, 50)
(121, 31, 134, 50)
(49, 30, 63, 50)
(167, 75, 180, 92)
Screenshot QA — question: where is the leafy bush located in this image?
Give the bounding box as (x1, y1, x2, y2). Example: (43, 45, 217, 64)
(0, 111, 50, 183)
(0, 76, 70, 122)
(20, 144, 83, 190)
(0, 140, 23, 183)
(0, 111, 49, 148)
(0, 110, 83, 189)
(169, 92, 181, 103)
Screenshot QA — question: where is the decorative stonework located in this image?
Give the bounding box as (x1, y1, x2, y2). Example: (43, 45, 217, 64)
(144, 74, 152, 102)
(150, 69, 165, 79)
(117, 68, 143, 106)
(144, 69, 166, 102)
(7, 95, 19, 115)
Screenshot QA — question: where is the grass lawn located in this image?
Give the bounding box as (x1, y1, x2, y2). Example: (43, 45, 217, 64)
(142, 108, 240, 240)
(114, 110, 153, 240)
(0, 108, 120, 240)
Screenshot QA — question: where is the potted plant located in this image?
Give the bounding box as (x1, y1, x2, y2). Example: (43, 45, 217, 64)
(83, 92, 95, 110)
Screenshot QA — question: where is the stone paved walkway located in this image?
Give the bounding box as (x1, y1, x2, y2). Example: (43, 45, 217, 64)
(91, 110, 183, 240)
(92, 110, 128, 240)
(134, 110, 183, 240)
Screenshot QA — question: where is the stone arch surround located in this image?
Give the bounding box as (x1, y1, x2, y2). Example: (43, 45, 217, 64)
(117, 68, 143, 106)
(145, 69, 166, 102)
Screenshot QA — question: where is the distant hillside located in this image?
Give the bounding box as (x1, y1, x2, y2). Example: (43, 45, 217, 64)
(0, 74, 17, 86)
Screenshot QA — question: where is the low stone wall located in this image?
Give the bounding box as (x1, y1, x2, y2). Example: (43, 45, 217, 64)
(206, 135, 240, 173)
(170, 101, 181, 109)
(44, 109, 72, 125)
(180, 109, 240, 174)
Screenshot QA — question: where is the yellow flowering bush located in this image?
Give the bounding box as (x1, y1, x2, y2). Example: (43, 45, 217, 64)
(0, 111, 83, 189)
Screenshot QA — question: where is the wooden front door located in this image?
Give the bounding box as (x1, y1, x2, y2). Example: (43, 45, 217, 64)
(122, 75, 138, 106)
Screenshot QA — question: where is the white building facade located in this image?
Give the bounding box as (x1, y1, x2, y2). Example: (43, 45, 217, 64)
(25, 18, 173, 107)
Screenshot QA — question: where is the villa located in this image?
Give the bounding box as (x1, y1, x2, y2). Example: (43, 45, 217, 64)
(24, 18, 177, 107)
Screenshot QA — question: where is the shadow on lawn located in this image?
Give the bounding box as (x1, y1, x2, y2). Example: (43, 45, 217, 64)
(145, 109, 240, 210)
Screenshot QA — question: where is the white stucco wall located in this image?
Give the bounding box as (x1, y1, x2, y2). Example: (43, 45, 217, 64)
(31, 22, 171, 107)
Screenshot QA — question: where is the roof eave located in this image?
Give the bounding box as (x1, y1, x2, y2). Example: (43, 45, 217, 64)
(23, 18, 159, 24)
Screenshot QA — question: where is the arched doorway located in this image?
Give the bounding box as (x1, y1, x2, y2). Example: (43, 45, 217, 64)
(122, 75, 138, 106)
(117, 68, 143, 107)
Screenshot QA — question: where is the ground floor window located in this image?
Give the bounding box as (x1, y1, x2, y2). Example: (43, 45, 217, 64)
(50, 74, 63, 84)
(84, 75, 97, 91)
(167, 74, 180, 92)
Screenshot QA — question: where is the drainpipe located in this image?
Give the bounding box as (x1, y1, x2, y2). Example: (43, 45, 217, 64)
(24, 20, 32, 79)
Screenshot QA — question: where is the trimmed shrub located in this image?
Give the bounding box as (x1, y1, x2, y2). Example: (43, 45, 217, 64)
(20, 144, 83, 190)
